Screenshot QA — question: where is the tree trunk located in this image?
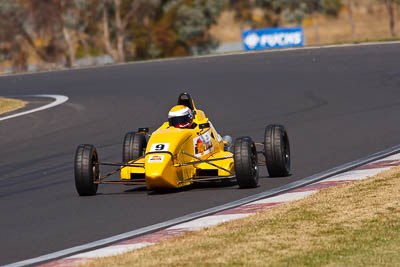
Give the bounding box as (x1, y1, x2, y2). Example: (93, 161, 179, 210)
(346, 0, 356, 40)
(102, 0, 141, 62)
(79, 34, 93, 65)
(385, 0, 396, 37)
(102, 0, 118, 61)
(62, 26, 76, 67)
(114, 0, 125, 62)
(312, 11, 320, 45)
(14, 43, 28, 72)
(15, 20, 49, 62)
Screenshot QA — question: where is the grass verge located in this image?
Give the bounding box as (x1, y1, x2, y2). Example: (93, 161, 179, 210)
(80, 166, 400, 266)
(0, 97, 27, 115)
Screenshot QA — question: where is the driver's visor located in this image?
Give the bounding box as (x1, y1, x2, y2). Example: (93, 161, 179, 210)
(169, 115, 191, 127)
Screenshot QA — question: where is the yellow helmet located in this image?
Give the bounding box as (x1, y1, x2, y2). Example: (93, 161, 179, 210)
(168, 105, 193, 128)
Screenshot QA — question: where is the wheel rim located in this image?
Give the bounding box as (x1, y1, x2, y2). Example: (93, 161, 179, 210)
(251, 143, 258, 178)
(92, 154, 99, 182)
(283, 133, 290, 170)
(141, 140, 146, 156)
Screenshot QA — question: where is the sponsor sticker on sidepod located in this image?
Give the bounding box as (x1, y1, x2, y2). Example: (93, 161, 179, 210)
(148, 155, 164, 163)
(193, 132, 213, 157)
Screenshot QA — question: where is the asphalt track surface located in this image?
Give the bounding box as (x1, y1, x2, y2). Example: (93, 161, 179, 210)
(1, 43, 400, 265)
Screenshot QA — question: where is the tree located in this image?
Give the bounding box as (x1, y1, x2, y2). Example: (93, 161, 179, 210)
(228, 0, 341, 45)
(275, 0, 324, 44)
(322, 0, 342, 17)
(0, 0, 224, 71)
(345, 0, 355, 40)
(0, 0, 92, 69)
(171, 0, 225, 55)
(26, 0, 83, 67)
(384, 0, 398, 37)
(98, 0, 224, 61)
(133, 0, 224, 59)
(228, 0, 281, 29)
(0, 1, 61, 70)
(101, 0, 154, 62)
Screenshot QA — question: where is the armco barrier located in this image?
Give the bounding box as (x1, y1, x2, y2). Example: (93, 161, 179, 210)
(242, 27, 304, 50)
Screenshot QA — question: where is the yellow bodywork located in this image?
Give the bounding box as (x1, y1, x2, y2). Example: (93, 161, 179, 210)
(120, 105, 234, 190)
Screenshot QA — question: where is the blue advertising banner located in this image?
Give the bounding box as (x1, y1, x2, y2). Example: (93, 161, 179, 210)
(242, 27, 304, 50)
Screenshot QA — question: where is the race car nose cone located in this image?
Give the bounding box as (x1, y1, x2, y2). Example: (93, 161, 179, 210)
(145, 154, 179, 189)
(145, 172, 176, 189)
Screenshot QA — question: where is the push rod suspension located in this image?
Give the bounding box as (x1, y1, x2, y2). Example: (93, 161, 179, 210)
(181, 151, 233, 175)
(178, 156, 233, 166)
(99, 162, 145, 168)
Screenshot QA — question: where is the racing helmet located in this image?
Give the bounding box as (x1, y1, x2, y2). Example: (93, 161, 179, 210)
(168, 105, 193, 128)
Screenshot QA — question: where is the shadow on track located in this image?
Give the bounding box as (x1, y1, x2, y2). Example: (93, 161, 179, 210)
(94, 174, 288, 196)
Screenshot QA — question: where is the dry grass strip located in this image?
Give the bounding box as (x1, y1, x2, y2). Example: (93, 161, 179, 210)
(81, 166, 400, 267)
(0, 97, 27, 115)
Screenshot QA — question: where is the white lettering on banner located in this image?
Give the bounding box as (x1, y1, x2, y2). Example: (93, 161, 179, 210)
(260, 32, 302, 47)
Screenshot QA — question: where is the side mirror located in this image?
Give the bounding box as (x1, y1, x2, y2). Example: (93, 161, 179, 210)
(199, 123, 210, 129)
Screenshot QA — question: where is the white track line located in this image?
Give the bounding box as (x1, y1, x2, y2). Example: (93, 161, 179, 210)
(168, 214, 252, 231)
(67, 243, 153, 259)
(325, 168, 391, 182)
(251, 190, 318, 204)
(0, 94, 69, 121)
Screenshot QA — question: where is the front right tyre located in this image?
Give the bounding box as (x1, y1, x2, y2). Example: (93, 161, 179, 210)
(264, 124, 291, 177)
(74, 144, 99, 196)
(234, 136, 259, 188)
(122, 132, 147, 162)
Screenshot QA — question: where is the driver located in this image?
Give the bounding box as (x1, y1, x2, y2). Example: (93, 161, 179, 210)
(168, 105, 194, 129)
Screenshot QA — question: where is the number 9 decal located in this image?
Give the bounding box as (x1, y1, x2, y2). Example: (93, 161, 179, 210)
(150, 143, 170, 152)
(155, 144, 165, 151)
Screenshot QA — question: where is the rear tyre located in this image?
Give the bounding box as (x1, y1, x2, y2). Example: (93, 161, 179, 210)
(234, 136, 259, 188)
(122, 132, 147, 162)
(264, 124, 291, 177)
(74, 144, 99, 196)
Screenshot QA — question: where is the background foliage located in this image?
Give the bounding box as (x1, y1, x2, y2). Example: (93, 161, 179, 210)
(0, 0, 397, 72)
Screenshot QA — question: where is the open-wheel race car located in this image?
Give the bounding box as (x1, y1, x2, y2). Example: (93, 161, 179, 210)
(74, 93, 291, 196)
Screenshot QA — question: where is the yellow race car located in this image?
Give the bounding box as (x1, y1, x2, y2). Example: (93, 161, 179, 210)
(74, 93, 291, 196)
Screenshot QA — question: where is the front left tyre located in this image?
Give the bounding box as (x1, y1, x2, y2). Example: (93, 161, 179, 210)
(74, 144, 99, 196)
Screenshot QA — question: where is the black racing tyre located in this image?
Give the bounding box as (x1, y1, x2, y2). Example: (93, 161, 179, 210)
(74, 144, 99, 196)
(122, 132, 147, 162)
(234, 136, 259, 188)
(264, 124, 291, 177)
